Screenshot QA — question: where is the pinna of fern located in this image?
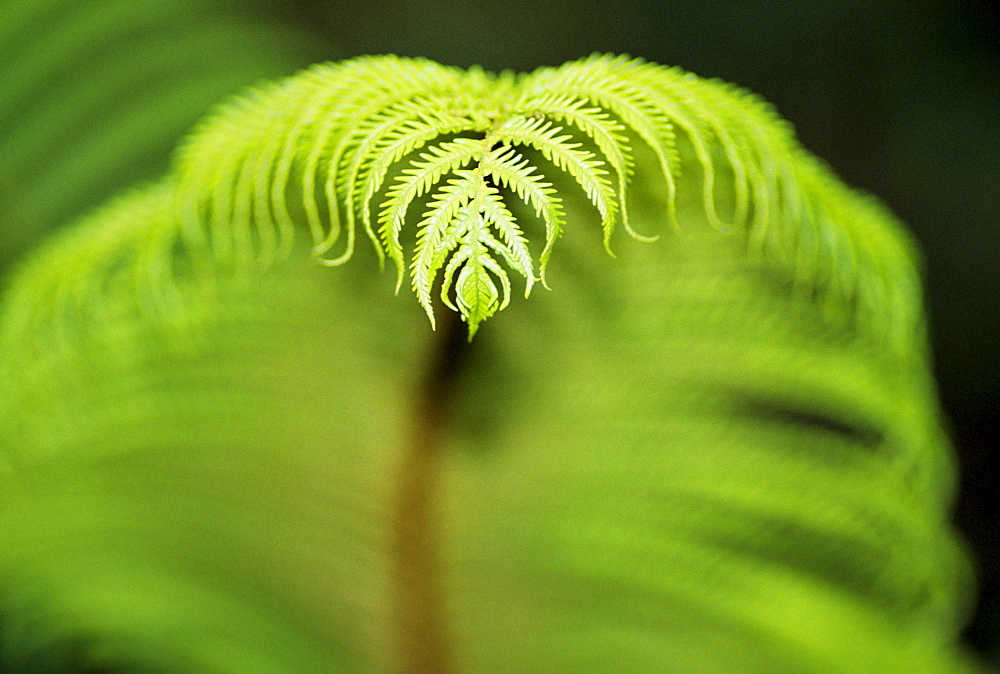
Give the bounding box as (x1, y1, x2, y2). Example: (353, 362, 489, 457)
(167, 53, 919, 344)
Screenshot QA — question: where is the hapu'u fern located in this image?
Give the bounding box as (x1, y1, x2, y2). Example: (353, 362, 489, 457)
(152, 53, 920, 342)
(0, 51, 979, 672)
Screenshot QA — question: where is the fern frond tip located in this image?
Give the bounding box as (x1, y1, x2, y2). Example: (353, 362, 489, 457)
(163, 53, 917, 345)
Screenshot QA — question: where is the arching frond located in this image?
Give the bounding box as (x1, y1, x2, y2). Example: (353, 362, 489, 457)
(344, 102, 486, 265)
(478, 147, 564, 279)
(377, 137, 488, 286)
(491, 115, 618, 253)
(519, 55, 684, 231)
(477, 186, 534, 291)
(517, 93, 643, 241)
(437, 206, 512, 339)
(118, 53, 924, 344)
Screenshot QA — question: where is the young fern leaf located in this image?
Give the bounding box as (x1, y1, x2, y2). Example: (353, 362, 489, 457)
(437, 203, 513, 338)
(410, 165, 535, 330)
(520, 56, 684, 228)
(172, 55, 678, 335)
(164, 53, 920, 345)
(411, 173, 480, 323)
(491, 115, 618, 253)
(378, 137, 488, 289)
(518, 93, 642, 241)
(477, 184, 535, 289)
(478, 147, 564, 281)
(334, 101, 481, 265)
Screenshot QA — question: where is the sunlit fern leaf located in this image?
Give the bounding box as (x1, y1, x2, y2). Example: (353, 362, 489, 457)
(517, 93, 640, 238)
(490, 114, 618, 252)
(165, 53, 926, 340)
(444, 208, 509, 339)
(378, 137, 490, 285)
(478, 147, 565, 277)
(335, 100, 476, 258)
(410, 168, 533, 328)
(477, 183, 535, 287)
(519, 55, 685, 227)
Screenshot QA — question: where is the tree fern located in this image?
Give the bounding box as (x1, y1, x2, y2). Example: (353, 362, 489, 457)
(0, 47, 981, 671)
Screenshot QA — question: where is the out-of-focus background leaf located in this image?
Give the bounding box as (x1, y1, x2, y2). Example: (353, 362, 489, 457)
(0, 0, 995, 667)
(0, 0, 335, 275)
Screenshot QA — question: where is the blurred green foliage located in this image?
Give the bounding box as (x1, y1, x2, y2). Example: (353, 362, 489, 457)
(0, 0, 995, 670)
(0, 0, 333, 275)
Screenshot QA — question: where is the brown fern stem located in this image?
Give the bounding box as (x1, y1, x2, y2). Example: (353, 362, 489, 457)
(394, 309, 466, 673)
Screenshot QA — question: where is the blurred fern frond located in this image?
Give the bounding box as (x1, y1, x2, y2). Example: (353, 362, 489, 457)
(0, 0, 331, 276)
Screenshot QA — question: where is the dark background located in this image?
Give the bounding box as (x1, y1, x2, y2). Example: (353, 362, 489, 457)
(291, 0, 999, 657)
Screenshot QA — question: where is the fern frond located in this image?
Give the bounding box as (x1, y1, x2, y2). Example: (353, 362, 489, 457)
(377, 137, 488, 288)
(410, 168, 534, 330)
(174, 76, 309, 265)
(630, 63, 758, 230)
(342, 102, 486, 266)
(436, 205, 512, 339)
(491, 115, 618, 253)
(478, 148, 564, 281)
(477, 186, 535, 292)
(321, 98, 441, 263)
(411, 174, 481, 323)
(520, 55, 683, 230)
(292, 58, 468, 262)
(516, 93, 645, 241)
(156, 53, 930, 343)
